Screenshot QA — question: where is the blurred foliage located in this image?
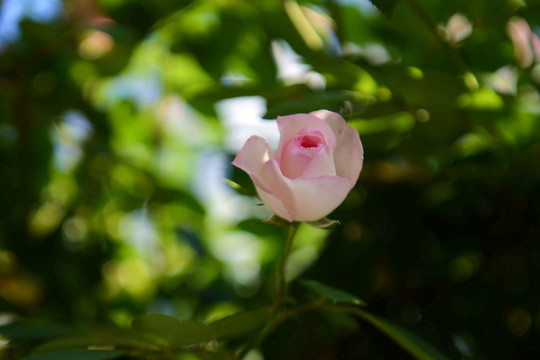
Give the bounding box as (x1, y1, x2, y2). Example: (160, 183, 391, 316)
(1, 0, 540, 359)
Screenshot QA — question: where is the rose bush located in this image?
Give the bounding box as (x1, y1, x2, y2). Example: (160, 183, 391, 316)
(233, 110, 363, 222)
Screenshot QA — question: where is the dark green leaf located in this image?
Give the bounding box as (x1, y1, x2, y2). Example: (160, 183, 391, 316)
(133, 310, 270, 349)
(209, 309, 271, 340)
(351, 308, 451, 360)
(169, 321, 216, 347)
(132, 314, 180, 341)
(33, 331, 157, 353)
(0, 323, 77, 340)
(368, 0, 402, 18)
(302, 280, 367, 306)
(264, 89, 352, 119)
(132, 314, 215, 347)
(24, 349, 126, 360)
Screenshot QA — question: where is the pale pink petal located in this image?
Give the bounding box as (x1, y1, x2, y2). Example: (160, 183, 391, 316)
(289, 176, 352, 221)
(233, 111, 362, 222)
(310, 110, 364, 186)
(332, 126, 363, 185)
(280, 128, 334, 179)
(276, 114, 337, 161)
(233, 137, 294, 220)
(309, 110, 344, 135)
(300, 145, 336, 179)
(232, 136, 274, 193)
(262, 159, 297, 218)
(280, 139, 316, 179)
(257, 189, 294, 222)
(263, 159, 351, 221)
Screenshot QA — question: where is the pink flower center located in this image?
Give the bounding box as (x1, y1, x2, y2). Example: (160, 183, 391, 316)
(299, 134, 323, 148)
(279, 128, 329, 179)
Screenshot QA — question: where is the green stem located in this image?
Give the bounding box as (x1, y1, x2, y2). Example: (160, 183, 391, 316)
(275, 222, 299, 306)
(236, 222, 300, 359)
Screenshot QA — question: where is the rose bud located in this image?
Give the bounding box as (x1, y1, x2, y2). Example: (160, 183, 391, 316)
(233, 110, 363, 222)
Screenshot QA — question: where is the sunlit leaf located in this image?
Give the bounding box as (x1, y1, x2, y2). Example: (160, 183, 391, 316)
(302, 280, 367, 306)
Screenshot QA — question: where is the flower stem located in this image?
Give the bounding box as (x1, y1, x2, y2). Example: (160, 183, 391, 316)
(276, 222, 299, 306)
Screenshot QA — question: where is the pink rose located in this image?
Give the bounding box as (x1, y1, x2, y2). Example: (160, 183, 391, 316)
(232, 110, 364, 222)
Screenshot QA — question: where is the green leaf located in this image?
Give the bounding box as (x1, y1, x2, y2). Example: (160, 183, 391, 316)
(222, 178, 256, 196)
(132, 314, 215, 347)
(351, 308, 451, 360)
(24, 349, 126, 360)
(33, 331, 157, 353)
(264, 89, 352, 119)
(169, 321, 216, 347)
(0, 323, 77, 340)
(132, 314, 180, 341)
(209, 309, 271, 340)
(368, 0, 401, 18)
(306, 217, 340, 229)
(302, 280, 367, 306)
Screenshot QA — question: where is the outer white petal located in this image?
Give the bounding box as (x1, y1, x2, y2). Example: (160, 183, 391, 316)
(310, 110, 364, 186)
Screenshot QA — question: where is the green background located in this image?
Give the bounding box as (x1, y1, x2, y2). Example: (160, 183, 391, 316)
(1, 0, 540, 358)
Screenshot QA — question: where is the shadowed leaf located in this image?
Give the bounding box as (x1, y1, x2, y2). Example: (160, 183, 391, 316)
(209, 309, 271, 340)
(369, 0, 401, 18)
(302, 280, 367, 306)
(348, 308, 451, 360)
(133, 314, 214, 347)
(24, 349, 126, 360)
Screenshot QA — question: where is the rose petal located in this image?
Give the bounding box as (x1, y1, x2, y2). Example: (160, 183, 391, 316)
(233, 111, 363, 222)
(280, 128, 335, 179)
(233, 137, 294, 220)
(276, 114, 337, 162)
(232, 135, 274, 193)
(310, 110, 343, 135)
(262, 159, 297, 219)
(257, 188, 294, 222)
(300, 145, 336, 178)
(262, 159, 351, 221)
(310, 110, 364, 185)
(289, 175, 352, 221)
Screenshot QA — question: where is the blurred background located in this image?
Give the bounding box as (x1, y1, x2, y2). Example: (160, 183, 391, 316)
(1, 0, 540, 358)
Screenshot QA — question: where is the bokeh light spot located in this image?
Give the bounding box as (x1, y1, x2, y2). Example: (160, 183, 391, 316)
(506, 308, 532, 336)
